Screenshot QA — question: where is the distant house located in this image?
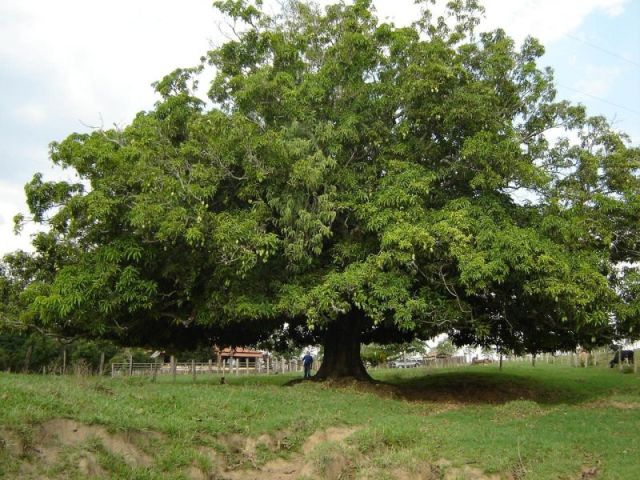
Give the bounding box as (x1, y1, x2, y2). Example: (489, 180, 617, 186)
(214, 346, 265, 367)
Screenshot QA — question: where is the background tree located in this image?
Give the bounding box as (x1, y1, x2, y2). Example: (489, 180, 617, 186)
(434, 339, 456, 358)
(361, 339, 426, 365)
(12, 0, 640, 380)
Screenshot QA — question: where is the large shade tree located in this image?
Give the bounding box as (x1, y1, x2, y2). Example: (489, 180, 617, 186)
(13, 0, 640, 379)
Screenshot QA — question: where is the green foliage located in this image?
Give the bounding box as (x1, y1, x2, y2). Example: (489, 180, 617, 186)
(109, 347, 152, 364)
(70, 339, 119, 370)
(0, 333, 125, 373)
(8, 0, 640, 360)
(434, 339, 456, 357)
(0, 333, 59, 372)
(361, 340, 426, 365)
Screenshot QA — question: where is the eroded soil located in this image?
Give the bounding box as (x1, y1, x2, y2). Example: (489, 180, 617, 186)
(0, 419, 520, 479)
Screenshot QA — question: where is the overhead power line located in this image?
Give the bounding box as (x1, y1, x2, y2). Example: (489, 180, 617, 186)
(556, 83, 640, 117)
(566, 33, 640, 69)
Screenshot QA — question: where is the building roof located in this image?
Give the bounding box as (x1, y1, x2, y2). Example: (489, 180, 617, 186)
(215, 347, 264, 358)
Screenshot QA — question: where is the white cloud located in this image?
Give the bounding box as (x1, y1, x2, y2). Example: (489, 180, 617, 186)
(13, 103, 47, 126)
(481, 0, 628, 44)
(369, 0, 628, 45)
(0, 180, 40, 255)
(0, 0, 220, 127)
(0, 0, 629, 130)
(574, 64, 623, 98)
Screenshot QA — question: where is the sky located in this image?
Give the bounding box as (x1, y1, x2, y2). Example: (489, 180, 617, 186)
(1, 0, 638, 257)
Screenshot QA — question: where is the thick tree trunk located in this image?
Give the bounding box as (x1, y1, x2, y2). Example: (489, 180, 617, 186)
(314, 312, 371, 381)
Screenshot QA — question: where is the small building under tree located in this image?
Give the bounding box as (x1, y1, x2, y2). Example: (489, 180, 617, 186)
(214, 346, 265, 367)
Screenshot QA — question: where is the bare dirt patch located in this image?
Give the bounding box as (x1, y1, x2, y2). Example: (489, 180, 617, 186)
(388, 463, 440, 480)
(443, 465, 502, 480)
(581, 465, 599, 479)
(302, 426, 356, 454)
(0, 419, 161, 479)
(77, 451, 106, 477)
(37, 418, 153, 467)
(211, 424, 518, 480)
(219, 426, 358, 480)
(0, 428, 24, 456)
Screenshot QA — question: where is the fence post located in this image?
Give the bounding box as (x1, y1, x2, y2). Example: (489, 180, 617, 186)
(171, 355, 177, 382)
(23, 345, 33, 373)
(152, 358, 159, 382)
(208, 359, 213, 374)
(245, 358, 249, 375)
(62, 348, 67, 375)
(192, 359, 196, 382)
(111, 362, 115, 378)
(99, 352, 105, 376)
(619, 347, 624, 372)
(267, 357, 270, 374)
(128, 354, 133, 376)
(634, 350, 638, 374)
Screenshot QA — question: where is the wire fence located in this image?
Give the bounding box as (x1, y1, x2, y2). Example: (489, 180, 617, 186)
(111, 357, 306, 378)
(102, 348, 637, 379)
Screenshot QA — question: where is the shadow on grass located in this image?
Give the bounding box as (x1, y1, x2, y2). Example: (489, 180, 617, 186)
(377, 369, 624, 405)
(144, 365, 638, 407)
(389, 371, 562, 405)
(282, 370, 573, 404)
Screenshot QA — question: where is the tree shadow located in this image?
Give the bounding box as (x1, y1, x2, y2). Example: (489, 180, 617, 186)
(281, 369, 590, 404)
(204, 366, 636, 407)
(381, 370, 606, 405)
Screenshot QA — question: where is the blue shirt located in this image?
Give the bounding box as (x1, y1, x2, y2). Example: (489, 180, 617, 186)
(302, 354, 313, 367)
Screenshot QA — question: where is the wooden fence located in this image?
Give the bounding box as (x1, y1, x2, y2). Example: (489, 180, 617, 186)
(502, 348, 638, 372)
(108, 348, 638, 379)
(111, 357, 305, 379)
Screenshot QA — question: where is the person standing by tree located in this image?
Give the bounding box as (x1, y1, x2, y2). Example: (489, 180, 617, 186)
(302, 351, 314, 379)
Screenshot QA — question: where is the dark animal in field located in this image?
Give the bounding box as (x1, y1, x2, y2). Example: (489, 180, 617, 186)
(609, 350, 634, 367)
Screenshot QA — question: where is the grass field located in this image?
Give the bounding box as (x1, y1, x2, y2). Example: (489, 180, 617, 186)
(1, 363, 639, 479)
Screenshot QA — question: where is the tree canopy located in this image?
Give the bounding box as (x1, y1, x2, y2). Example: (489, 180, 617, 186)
(8, 0, 640, 379)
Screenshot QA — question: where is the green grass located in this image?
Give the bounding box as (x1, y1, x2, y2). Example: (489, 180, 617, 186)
(1, 363, 639, 479)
